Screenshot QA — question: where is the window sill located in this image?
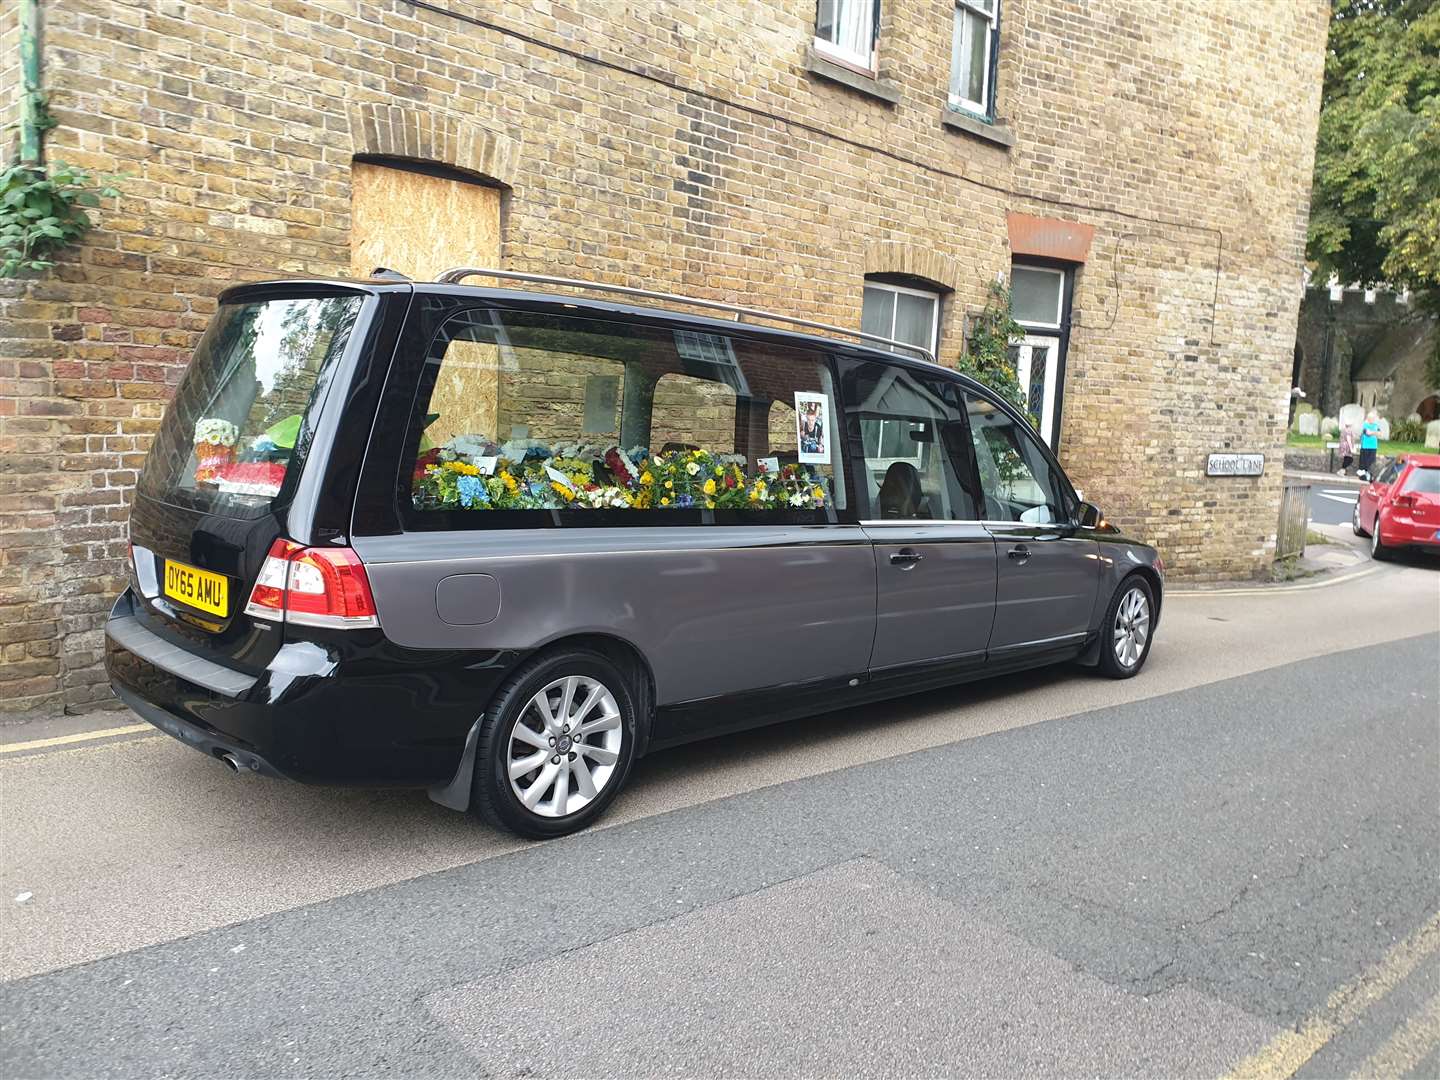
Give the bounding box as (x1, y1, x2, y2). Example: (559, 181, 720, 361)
(940, 108, 1014, 149)
(804, 48, 901, 106)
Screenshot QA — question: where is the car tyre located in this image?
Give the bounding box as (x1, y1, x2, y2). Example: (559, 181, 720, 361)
(1096, 575, 1155, 680)
(470, 648, 639, 839)
(1352, 499, 1366, 537)
(1371, 516, 1392, 561)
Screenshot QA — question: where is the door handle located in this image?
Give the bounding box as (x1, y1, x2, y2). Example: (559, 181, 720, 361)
(1007, 544, 1032, 561)
(889, 549, 924, 567)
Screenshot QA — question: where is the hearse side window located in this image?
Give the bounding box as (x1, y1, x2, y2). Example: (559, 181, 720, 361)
(965, 392, 1070, 524)
(842, 360, 981, 521)
(403, 309, 847, 527)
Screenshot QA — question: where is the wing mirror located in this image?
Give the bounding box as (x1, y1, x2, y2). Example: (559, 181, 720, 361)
(1076, 502, 1105, 529)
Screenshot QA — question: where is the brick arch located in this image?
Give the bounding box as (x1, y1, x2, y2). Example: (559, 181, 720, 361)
(863, 242, 959, 292)
(345, 102, 519, 185)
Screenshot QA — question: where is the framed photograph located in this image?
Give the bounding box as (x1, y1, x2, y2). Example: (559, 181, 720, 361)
(794, 391, 831, 465)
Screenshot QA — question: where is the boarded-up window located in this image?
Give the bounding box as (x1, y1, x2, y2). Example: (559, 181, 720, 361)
(349, 160, 500, 281)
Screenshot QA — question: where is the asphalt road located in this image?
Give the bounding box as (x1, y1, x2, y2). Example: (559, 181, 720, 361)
(2, 561, 1438, 1078)
(1309, 482, 1362, 528)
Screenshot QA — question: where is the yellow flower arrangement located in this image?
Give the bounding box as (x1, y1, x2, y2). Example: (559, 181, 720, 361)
(551, 482, 575, 501)
(702, 478, 717, 496)
(640, 471, 654, 485)
(664, 479, 674, 490)
(812, 487, 824, 501)
(442, 460, 480, 477)
(660, 496, 671, 506)
(500, 471, 519, 494)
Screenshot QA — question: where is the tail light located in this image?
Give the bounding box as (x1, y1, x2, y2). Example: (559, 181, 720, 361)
(244, 539, 379, 629)
(1392, 494, 1416, 512)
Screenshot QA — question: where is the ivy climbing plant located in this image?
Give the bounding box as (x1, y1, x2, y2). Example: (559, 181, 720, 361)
(2, 7, 121, 279)
(1, 157, 121, 277)
(956, 280, 1032, 423)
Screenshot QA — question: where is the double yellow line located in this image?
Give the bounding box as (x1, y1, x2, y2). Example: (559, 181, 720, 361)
(0, 723, 153, 755)
(1224, 911, 1440, 1079)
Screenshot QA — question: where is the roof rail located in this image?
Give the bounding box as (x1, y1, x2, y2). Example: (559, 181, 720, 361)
(433, 267, 937, 364)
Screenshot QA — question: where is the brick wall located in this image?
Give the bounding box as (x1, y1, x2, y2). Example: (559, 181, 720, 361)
(0, 0, 1328, 713)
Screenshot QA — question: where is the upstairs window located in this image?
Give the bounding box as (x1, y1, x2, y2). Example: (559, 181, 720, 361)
(861, 281, 941, 358)
(950, 0, 999, 116)
(815, 0, 879, 72)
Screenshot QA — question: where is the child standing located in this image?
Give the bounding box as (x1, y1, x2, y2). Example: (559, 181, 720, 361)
(1337, 424, 1355, 476)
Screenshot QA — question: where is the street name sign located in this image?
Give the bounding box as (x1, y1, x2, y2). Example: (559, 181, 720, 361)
(1206, 453, 1264, 477)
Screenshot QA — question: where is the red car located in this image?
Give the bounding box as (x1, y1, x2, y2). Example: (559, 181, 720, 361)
(1353, 453, 1440, 559)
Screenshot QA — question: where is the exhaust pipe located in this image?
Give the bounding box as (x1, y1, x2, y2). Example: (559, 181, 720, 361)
(217, 752, 242, 773)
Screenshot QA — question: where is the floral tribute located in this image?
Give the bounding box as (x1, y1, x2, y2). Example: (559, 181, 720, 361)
(193, 417, 239, 484)
(412, 438, 830, 513)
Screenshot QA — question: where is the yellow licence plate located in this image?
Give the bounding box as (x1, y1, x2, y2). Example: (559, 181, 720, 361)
(163, 560, 228, 617)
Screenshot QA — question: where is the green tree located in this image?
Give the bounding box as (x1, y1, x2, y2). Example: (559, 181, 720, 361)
(1307, 0, 1440, 378)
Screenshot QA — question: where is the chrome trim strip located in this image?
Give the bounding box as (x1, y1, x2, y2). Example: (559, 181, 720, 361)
(861, 519, 1074, 528)
(433, 267, 937, 364)
(986, 631, 1089, 656)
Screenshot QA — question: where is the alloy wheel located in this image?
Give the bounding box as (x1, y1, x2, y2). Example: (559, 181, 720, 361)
(506, 675, 623, 818)
(1113, 586, 1150, 669)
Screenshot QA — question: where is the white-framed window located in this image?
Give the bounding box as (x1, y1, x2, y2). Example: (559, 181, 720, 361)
(861, 281, 941, 357)
(950, 0, 998, 116)
(1009, 265, 1064, 330)
(814, 0, 879, 72)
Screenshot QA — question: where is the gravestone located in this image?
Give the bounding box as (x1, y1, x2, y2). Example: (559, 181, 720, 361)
(1426, 420, 1440, 449)
(1407, 412, 1422, 424)
(1377, 417, 1391, 440)
(1321, 416, 1338, 437)
(1298, 411, 1320, 436)
(1339, 403, 1364, 432)
(1290, 402, 1317, 432)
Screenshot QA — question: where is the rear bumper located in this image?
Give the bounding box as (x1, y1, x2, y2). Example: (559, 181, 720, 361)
(104, 589, 524, 786)
(1379, 515, 1440, 549)
(111, 682, 288, 779)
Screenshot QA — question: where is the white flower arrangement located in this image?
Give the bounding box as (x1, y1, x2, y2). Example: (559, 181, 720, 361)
(194, 418, 238, 447)
(577, 485, 631, 509)
(551, 439, 608, 460)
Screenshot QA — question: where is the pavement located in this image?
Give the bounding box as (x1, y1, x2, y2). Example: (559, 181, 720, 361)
(2, 557, 1438, 1077)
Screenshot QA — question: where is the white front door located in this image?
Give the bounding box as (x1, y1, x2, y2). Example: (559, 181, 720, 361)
(1008, 334, 1061, 446)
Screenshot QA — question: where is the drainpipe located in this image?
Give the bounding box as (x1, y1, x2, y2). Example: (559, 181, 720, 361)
(18, 0, 43, 166)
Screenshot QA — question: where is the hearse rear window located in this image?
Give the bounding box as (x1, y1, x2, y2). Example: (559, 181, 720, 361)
(403, 309, 846, 526)
(137, 294, 363, 519)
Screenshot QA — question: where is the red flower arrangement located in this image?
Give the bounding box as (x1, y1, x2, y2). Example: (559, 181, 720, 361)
(413, 447, 442, 485)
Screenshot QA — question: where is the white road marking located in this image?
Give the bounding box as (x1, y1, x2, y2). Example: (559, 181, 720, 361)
(1317, 492, 1358, 505)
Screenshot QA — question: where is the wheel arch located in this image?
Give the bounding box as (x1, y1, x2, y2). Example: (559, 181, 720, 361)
(528, 632, 658, 756)
(1078, 567, 1161, 668)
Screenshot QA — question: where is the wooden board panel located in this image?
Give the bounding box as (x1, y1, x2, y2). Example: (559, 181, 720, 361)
(352, 161, 503, 450)
(349, 161, 500, 281)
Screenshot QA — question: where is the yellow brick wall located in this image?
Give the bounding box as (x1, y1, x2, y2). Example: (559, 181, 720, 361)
(0, 0, 1329, 712)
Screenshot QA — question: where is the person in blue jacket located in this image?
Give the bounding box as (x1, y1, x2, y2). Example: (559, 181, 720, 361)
(1358, 411, 1381, 480)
